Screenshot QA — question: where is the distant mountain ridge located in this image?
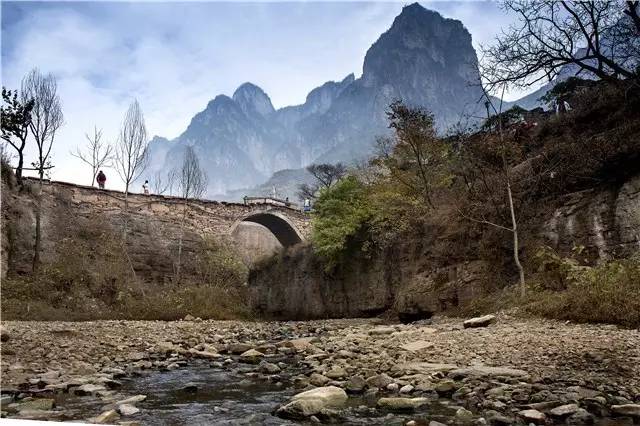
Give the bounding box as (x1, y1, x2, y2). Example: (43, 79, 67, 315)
(146, 3, 490, 196)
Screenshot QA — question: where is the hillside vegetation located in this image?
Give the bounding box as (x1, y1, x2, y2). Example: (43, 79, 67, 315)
(305, 80, 640, 326)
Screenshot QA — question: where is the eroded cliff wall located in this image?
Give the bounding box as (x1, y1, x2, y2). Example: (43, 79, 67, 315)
(249, 174, 640, 320)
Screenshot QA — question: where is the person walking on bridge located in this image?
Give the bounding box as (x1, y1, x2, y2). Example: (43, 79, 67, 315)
(96, 170, 107, 189)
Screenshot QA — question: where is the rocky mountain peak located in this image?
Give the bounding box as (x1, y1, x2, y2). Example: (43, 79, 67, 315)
(361, 2, 479, 95)
(232, 82, 275, 118)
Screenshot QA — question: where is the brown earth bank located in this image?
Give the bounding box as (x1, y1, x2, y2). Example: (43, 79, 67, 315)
(1, 315, 639, 424)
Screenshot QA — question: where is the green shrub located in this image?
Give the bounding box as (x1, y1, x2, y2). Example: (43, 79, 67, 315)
(310, 175, 373, 270)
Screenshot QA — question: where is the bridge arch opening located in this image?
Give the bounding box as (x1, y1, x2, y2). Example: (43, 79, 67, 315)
(232, 211, 303, 248)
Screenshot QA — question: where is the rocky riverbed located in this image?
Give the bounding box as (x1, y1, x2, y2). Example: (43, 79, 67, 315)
(1, 314, 639, 425)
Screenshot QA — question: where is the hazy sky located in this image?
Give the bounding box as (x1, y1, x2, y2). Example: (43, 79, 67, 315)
(1, 1, 531, 187)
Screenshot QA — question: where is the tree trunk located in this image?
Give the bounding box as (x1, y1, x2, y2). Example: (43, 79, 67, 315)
(32, 170, 44, 272)
(122, 185, 129, 243)
(506, 181, 526, 296)
(175, 202, 187, 283)
(15, 152, 24, 185)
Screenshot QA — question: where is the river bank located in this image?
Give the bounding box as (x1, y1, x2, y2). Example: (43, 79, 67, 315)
(1, 315, 639, 424)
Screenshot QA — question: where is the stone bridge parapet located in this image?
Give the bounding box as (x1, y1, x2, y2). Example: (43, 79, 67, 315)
(30, 178, 311, 244)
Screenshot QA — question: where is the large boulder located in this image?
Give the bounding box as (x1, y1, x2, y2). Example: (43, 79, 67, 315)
(463, 314, 496, 328)
(276, 386, 347, 419)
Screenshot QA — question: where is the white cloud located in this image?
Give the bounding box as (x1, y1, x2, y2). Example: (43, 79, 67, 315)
(2, 1, 532, 189)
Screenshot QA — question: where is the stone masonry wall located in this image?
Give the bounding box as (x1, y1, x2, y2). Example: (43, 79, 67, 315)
(1, 179, 310, 281)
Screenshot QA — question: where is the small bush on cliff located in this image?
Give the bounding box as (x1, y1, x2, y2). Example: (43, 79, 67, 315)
(311, 175, 373, 270)
(526, 249, 640, 327)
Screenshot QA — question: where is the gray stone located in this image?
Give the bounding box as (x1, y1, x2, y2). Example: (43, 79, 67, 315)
(449, 366, 529, 379)
(401, 340, 433, 352)
(390, 362, 458, 375)
(550, 403, 579, 417)
(345, 376, 367, 394)
(73, 383, 107, 396)
(455, 407, 474, 424)
(117, 404, 140, 416)
(16, 410, 65, 421)
(239, 349, 264, 363)
(227, 343, 252, 354)
(0, 395, 13, 407)
(611, 404, 640, 418)
(259, 361, 281, 374)
(310, 373, 331, 387)
(518, 409, 546, 424)
(399, 384, 414, 394)
(567, 408, 595, 425)
(435, 380, 456, 395)
(366, 373, 394, 389)
(115, 395, 147, 405)
(376, 397, 429, 411)
(369, 326, 395, 336)
(325, 366, 347, 379)
(276, 386, 347, 419)
(182, 382, 198, 393)
(463, 315, 496, 328)
(93, 409, 120, 424)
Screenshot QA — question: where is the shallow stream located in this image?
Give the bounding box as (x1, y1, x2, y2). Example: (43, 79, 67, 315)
(55, 360, 472, 425)
(48, 359, 634, 425)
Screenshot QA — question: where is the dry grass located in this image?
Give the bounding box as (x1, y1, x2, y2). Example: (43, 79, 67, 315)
(1, 218, 250, 321)
(524, 253, 640, 327)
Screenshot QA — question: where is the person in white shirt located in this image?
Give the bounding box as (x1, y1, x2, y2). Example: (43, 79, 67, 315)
(143, 180, 150, 195)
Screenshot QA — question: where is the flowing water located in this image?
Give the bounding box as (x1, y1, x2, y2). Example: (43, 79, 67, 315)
(53, 361, 633, 425)
(54, 360, 467, 425)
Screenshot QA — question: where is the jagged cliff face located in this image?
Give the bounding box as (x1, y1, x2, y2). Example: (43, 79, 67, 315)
(147, 3, 486, 196)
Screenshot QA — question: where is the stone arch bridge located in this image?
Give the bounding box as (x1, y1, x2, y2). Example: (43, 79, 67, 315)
(34, 179, 310, 267)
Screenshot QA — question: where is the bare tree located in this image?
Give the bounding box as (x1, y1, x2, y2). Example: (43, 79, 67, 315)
(374, 100, 452, 209)
(21, 68, 64, 181)
(21, 68, 64, 271)
(71, 126, 113, 186)
(150, 169, 175, 195)
(114, 99, 148, 242)
(296, 163, 347, 201)
(175, 146, 207, 283)
(481, 1, 638, 91)
(456, 87, 528, 296)
(1, 87, 34, 184)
